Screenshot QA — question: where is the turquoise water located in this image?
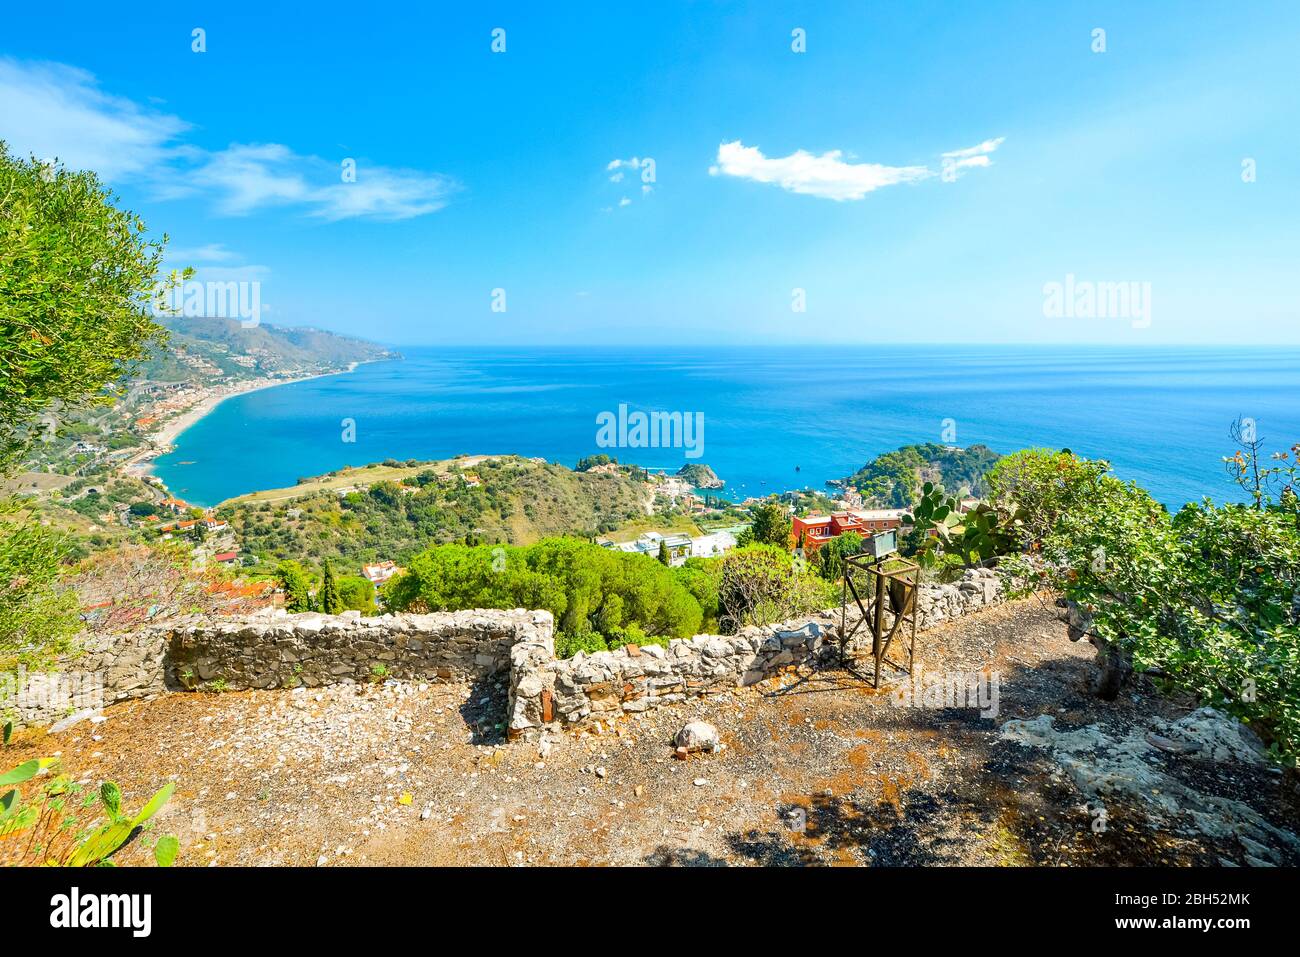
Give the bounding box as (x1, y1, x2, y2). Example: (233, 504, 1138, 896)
(153, 346, 1300, 509)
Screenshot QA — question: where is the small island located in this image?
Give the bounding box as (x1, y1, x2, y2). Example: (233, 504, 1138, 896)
(676, 462, 725, 488)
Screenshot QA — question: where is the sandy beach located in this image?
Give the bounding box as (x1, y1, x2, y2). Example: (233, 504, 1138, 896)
(124, 362, 365, 478)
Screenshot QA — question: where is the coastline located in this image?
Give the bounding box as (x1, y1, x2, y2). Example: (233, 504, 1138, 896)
(125, 360, 374, 480)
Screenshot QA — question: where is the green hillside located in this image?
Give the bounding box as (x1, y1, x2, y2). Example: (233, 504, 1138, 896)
(840, 443, 1002, 507)
(219, 455, 653, 567)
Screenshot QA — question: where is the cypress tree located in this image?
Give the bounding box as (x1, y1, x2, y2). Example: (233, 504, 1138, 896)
(320, 559, 343, 614)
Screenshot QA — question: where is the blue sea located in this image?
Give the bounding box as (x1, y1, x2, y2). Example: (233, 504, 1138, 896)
(153, 346, 1300, 509)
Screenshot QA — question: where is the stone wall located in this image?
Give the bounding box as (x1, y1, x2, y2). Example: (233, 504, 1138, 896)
(7, 608, 552, 727)
(167, 608, 551, 691)
(2, 629, 169, 727)
(9, 567, 1005, 733)
(507, 567, 1006, 733)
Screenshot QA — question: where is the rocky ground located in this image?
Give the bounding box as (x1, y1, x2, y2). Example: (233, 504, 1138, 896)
(7, 597, 1299, 867)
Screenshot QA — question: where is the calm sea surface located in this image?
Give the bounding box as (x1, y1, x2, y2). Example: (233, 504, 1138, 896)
(153, 346, 1300, 509)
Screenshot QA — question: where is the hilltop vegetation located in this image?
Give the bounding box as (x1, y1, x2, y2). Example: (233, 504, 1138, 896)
(385, 537, 831, 657)
(676, 463, 724, 488)
(841, 443, 1001, 507)
(221, 455, 652, 566)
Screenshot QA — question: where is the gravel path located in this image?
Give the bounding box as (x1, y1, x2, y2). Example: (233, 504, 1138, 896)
(10, 598, 1298, 866)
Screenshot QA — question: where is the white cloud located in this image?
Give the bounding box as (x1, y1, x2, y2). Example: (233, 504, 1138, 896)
(710, 136, 1004, 199)
(710, 140, 932, 200)
(941, 137, 1005, 177)
(0, 58, 187, 180)
(0, 57, 457, 221)
(164, 243, 239, 264)
(604, 157, 653, 208)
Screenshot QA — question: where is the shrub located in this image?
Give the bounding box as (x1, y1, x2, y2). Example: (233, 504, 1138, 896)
(0, 507, 80, 672)
(1002, 452, 1300, 766)
(717, 545, 834, 634)
(385, 537, 703, 656)
(985, 448, 1109, 546)
(813, 531, 865, 582)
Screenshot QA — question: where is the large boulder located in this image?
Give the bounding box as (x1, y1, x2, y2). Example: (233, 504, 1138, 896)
(675, 720, 721, 753)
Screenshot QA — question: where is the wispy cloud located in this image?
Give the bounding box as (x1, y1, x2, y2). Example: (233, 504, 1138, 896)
(603, 156, 654, 209)
(941, 136, 1005, 177)
(0, 57, 457, 221)
(169, 142, 457, 220)
(163, 243, 240, 264)
(0, 59, 187, 180)
(709, 137, 1003, 200)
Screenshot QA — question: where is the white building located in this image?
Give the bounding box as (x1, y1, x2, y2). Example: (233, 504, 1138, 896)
(689, 530, 737, 559)
(600, 530, 736, 566)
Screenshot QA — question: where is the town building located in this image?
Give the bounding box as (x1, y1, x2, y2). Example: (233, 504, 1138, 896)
(791, 508, 909, 552)
(689, 530, 737, 559)
(598, 530, 735, 566)
(362, 561, 404, 586)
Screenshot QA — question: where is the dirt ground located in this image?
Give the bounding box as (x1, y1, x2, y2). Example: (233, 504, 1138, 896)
(7, 597, 1299, 867)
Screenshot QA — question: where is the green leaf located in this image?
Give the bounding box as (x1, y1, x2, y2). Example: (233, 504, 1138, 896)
(0, 758, 55, 786)
(99, 781, 122, 817)
(132, 781, 175, 826)
(154, 835, 179, 867)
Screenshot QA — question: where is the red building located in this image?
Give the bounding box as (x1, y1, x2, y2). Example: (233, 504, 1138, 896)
(791, 510, 906, 552)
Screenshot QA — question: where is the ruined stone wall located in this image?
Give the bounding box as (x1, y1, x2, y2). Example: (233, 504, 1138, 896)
(10, 568, 1005, 732)
(8, 609, 552, 727)
(507, 567, 1006, 733)
(168, 608, 552, 690)
(2, 628, 169, 727)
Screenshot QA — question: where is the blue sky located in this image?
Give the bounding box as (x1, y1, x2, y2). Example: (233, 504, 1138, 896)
(2, 1, 1298, 346)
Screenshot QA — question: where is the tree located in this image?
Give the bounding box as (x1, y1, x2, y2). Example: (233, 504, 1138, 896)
(1000, 446, 1300, 765)
(1, 145, 173, 670)
(747, 502, 793, 548)
(657, 539, 671, 565)
(575, 454, 616, 472)
(0, 144, 172, 470)
(985, 448, 1109, 546)
(814, 531, 865, 582)
(276, 560, 311, 612)
(337, 575, 375, 614)
(319, 559, 343, 614)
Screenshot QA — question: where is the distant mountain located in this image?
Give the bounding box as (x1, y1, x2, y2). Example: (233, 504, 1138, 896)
(139, 317, 397, 383)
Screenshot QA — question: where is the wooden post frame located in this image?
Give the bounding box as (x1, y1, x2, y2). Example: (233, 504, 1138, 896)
(839, 553, 920, 688)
